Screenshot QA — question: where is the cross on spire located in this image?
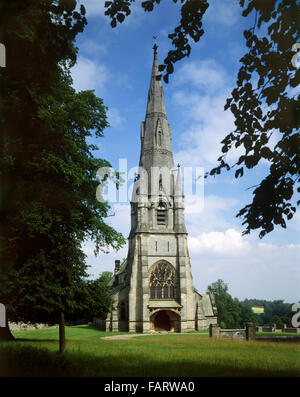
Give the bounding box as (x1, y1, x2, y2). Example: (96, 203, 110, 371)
(152, 35, 158, 55)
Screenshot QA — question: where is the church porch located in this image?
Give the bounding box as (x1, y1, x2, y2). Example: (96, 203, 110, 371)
(149, 309, 180, 333)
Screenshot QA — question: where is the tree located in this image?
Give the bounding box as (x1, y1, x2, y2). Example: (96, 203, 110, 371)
(104, 0, 209, 83)
(209, 0, 300, 238)
(207, 279, 257, 328)
(66, 272, 114, 325)
(271, 315, 283, 328)
(0, 0, 125, 350)
(240, 298, 294, 326)
(103, 0, 300, 238)
(84, 272, 115, 319)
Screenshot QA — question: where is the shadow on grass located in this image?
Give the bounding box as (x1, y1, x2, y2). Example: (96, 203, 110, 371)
(0, 342, 299, 378)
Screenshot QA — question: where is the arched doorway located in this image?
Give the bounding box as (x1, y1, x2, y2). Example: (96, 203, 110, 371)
(150, 310, 181, 332)
(154, 310, 170, 331)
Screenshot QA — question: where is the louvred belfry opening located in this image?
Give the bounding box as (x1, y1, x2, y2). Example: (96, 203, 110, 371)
(157, 202, 167, 225)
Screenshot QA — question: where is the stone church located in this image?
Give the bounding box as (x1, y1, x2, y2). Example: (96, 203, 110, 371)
(97, 45, 217, 333)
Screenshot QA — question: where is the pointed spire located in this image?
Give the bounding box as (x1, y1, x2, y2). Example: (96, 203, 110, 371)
(174, 163, 187, 233)
(146, 45, 166, 116)
(139, 44, 174, 182)
(175, 164, 183, 198)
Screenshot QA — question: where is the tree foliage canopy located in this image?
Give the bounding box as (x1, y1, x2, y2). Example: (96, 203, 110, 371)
(207, 279, 257, 328)
(104, 0, 209, 83)
(208, 279, 295, 328)
(0, 0, 125, 328)
(241, 298, 295, 327)
(209, 0, 300, 238)
(104, 0, 300, 238)
(67, 272, 115, 324)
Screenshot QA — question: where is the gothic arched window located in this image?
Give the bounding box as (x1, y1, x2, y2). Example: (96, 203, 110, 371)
(149, 262, 176, 299)
(157, 202, 167, 225)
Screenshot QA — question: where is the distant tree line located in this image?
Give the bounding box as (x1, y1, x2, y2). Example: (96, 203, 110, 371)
(65, 271, 114, 326)
(240, 298, 295, 328)
(207, 279, 295, 329)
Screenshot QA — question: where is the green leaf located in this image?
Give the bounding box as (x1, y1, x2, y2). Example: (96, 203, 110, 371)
(235, 167, 244, 178)
(116, 13, 125, 23)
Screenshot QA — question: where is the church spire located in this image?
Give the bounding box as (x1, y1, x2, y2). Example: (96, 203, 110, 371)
(175, 164, 183, 199)
(104, 42, 218, 336)
(139, 46, 174, 176)
(146, 44, 167, 117)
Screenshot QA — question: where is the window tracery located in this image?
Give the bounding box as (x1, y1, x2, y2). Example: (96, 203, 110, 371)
(149, 262, 176, 299)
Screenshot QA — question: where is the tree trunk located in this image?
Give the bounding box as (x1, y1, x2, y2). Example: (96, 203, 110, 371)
(0, 314, 15, 341)
(59, 311, 65, 353)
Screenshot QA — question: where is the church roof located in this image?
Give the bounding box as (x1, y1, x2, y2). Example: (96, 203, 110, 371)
(195, 292, 218, 317)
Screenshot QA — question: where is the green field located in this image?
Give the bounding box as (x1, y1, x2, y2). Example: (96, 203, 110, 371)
(0, 325, 299, 377)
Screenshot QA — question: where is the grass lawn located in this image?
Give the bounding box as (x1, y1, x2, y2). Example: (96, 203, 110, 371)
(0, 325, 299, 377)
(10, 324, 128, 341)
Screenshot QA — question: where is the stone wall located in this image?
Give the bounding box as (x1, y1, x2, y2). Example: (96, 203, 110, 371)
(283, 328, 300, 333)
(256, 326, 300, 334)
(8, 322, 56, 331)
(219, 329, 246, 340)
(209, 323, 256, 341)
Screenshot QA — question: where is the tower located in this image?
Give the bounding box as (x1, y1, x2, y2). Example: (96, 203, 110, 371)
(98, 46, 217, 333)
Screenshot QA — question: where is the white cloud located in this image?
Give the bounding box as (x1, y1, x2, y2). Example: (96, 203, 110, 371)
(107, 107, 125, 128)
(258, 242, 300, 253)
(83, 240, 128, 279)
(188, 228, 251, 255)
(71, 56, 109, 92)
(80, 39, 107, 55)
(172, 59, 243, 170)
(289, 211, 300, 231)
(106, 203, 131, 236)
(82, 244, 95, 257)
(287, 243, 300, 249)
(80, 0, 144, 26)
(174, 59, 227, 93)
(204, 0, 240, 27)
(80, 0, 106, 18)
(185, 194, 238, 234)
(190, 235, 300, 302)
(258, 242, 277, 250)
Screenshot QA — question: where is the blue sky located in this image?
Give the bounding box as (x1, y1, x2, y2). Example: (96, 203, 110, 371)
(71, 0, 300, 303)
